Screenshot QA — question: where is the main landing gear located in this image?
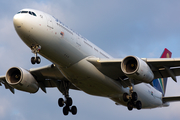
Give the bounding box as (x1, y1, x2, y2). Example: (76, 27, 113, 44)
(123, 86, 142, 111)
(31, 45, 41, 64)
(57, 81, 77, 116)
(58, 97, 77, 115)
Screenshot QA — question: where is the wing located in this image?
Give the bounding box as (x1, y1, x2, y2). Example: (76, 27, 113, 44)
(87, 57, 180, 85)
(0, 64, 80, 94)
(0, 75, 15, 93)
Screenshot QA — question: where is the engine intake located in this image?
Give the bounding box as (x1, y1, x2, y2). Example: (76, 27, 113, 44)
(6, 67, 39, 93)
(121, 56, 154, 83)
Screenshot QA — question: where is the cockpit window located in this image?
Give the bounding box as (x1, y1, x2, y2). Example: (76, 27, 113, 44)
(32, 12, 37, 16)
(21, 11, 28, 13)
(17, 11, 37, 17)
(29, 11, 32, 15)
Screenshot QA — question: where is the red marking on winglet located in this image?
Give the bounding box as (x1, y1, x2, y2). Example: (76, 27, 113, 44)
(161, 48, 172, 58)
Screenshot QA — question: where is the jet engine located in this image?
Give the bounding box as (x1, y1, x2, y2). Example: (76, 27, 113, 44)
(6, 67, 39, 93)
(121, 56, 154, 83)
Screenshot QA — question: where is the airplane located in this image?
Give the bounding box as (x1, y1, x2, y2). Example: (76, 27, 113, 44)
(1, 8, 180, 116)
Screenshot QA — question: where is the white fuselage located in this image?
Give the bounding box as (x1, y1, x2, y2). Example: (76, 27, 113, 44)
(13, 9, 165, 109)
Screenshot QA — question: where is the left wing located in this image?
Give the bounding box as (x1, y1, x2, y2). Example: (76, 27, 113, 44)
(0, 75, 15, 93)
(0, 64, 80, 94)
(87, 57, 180, 84)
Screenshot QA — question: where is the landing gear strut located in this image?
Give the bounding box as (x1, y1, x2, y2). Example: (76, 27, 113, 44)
(57, 81, 77, 116)
(123, 83, 142, 111)
(31, 45, 41, 64)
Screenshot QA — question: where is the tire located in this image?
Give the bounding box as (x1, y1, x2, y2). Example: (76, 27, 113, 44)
(123, 93, 129, 102)
(58, 98, 64, 107)
(136, 100, 142, 110)
(66, 97, 73, 106)
(31, 57, 36, 64)
(63, 106, 69, 116)
(132, 92, 138, 101)
(127, 102, 133, 111)
(71, 106, 77, 115)
(36, 56, 41, 64)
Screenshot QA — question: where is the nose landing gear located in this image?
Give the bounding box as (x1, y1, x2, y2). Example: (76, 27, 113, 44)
(31, 45, 41, 64)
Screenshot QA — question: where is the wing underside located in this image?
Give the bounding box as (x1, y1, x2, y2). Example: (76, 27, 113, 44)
(0, 64, 80, 94)
(87, 57, 180, 84)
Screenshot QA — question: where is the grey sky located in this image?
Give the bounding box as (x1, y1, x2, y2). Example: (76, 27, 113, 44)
(0, 0, 180, 120)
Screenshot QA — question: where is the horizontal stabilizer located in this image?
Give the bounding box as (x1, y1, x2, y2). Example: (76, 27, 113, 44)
(163, 96, 180, 103)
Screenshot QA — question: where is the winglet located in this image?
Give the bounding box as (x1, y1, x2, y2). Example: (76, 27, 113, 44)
(161, 48, 172, 58)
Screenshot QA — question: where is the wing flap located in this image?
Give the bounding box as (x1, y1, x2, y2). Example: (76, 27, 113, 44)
(0, 75, 15, 94)
(153, 67, 180, 79)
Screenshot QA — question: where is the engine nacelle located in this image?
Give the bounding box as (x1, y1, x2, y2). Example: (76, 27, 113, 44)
(121, 56, 154, 83)
(6, 67, 39, 93)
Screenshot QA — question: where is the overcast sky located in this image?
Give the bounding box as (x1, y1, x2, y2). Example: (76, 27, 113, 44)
(1, 0, 180, 120)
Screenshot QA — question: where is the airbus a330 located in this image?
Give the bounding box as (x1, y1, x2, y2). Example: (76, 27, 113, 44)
(1, 9, 180, 116)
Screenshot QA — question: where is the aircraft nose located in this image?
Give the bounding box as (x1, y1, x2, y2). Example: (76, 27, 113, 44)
(13, 14, 23, 29)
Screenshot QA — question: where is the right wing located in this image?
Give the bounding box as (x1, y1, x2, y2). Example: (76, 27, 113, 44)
(87, 57, 180, 85)
(0, 64, 80, 94)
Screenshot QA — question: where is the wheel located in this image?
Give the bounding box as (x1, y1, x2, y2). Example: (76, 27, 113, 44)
(123, 93, 129, 102)
(127, 102, 133, 111)
(31, 57, 36, 64)
(132, 92, 138, 101)
(36, 56, 41, 64)
(66, 97, 73, 106)
(136, 100, 142, 110)
(71, 106, 77, 115)
(63, 106, 69, 116)
(58, 98, 64, 107)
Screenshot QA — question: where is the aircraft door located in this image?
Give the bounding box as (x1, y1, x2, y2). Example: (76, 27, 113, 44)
(45, 15, 53, 29)
(76, 36, 81, 50)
